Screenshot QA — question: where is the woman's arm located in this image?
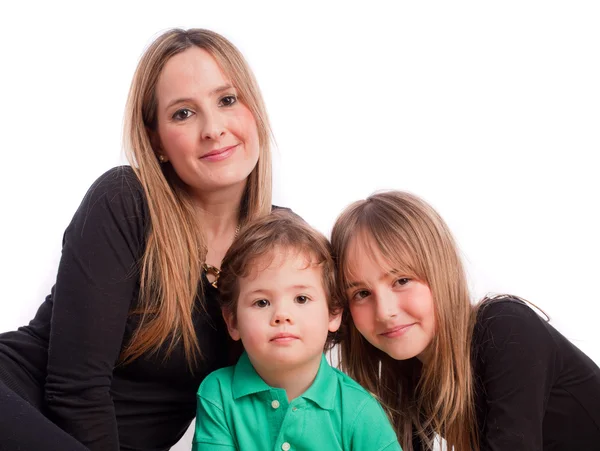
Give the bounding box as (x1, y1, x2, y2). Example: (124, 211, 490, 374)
(474, 300, 559, 451)
(44, 167, 147, 450)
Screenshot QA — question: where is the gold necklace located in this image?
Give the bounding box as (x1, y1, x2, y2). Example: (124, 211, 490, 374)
(202, 223, 240, 289)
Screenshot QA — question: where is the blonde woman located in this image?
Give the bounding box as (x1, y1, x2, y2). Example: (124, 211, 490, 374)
(0, 28, 274, 451)
(331, 191, 600, 451)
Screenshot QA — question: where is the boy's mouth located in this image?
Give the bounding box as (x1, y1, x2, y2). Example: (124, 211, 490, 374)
(270, 332, 299, 343)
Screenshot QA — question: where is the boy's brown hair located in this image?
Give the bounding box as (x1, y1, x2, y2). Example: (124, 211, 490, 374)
(219, 209, 342, 350)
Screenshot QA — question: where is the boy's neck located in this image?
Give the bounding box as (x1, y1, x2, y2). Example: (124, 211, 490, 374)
(250, 355, 322, 401)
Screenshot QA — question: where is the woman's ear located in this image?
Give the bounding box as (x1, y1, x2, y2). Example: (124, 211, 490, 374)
(147, 127, 168, 162)
(222, 307, 241, 341)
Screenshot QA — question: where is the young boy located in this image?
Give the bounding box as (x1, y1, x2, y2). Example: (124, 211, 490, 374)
(192, 210, 401, 451)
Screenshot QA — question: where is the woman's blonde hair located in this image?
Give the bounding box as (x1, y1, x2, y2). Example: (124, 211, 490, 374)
(121, 28, 272, 368)
(331, 191, 478, 451)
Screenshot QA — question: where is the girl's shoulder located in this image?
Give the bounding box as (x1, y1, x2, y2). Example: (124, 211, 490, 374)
(476, 295, 544, 324)
(472, 295, 554, 357)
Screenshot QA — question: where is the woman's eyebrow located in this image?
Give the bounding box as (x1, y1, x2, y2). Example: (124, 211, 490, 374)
(165, 85, 234, 110)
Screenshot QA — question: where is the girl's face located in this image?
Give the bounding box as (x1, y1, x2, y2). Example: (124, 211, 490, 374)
(154, 46, 260, 197)
(344, 235, 436, 363)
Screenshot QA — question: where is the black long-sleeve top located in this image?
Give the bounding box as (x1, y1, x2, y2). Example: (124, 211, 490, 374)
(0, 166, 230, 450)
(412, 298, 600, 450)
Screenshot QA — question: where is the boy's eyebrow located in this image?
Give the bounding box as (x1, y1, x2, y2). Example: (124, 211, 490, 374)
(241, 284, 318, 297)
(290, 284, 317, 291)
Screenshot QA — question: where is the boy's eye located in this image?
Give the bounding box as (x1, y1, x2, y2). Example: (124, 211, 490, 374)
(219, 95, 237, 107)
(172, 108, 194, 121)
(254, 299, 270, 308)
(295, 295, 309, 304)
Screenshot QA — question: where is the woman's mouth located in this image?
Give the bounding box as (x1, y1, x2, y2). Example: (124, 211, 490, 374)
(200, 144, 238, 161)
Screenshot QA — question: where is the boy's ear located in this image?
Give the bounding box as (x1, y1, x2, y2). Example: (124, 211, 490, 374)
(328, 308, 343, 333)
(222, 307, 241, 341)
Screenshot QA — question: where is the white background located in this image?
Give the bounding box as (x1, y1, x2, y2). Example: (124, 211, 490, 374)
(0, 1, 598, 449)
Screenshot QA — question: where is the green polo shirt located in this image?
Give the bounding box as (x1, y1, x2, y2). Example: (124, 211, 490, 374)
(193, 352, 401, 451)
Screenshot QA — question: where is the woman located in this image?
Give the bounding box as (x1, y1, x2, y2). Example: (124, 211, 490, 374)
(0, 28, 273, 451)
(331, 191, 600, 451)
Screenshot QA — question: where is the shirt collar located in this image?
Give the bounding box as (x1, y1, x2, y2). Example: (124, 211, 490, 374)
(231, 352, 338, 410)
(232, 352, 273, 399)
(299, 353, 338, 410)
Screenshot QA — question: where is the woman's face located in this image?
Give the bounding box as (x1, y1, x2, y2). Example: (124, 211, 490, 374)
(343, 235, 436, 363)
(154, 46, 260, 196)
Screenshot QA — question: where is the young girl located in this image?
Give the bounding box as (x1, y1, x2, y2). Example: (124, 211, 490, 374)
(192, 210, 401, 451)
(331, 191, 600, 451)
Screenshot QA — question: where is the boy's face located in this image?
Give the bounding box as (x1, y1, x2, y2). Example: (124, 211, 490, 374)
(224, 248, 341, 374)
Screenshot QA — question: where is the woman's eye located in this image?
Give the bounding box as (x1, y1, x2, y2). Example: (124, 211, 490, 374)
(172, 108, 194, 121)
(254, 299, 270, 308)
(219, 95, 237, 107)
(295, 295, 309, 305)
(394, 278, 411, 287)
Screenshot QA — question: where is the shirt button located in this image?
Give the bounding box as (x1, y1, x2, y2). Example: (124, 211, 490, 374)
(282, 443, 291, 451)
(271, 400, 280, 409)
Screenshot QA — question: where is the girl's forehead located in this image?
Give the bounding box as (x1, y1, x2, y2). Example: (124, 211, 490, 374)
(344, 232, 416, 283)
(345, 234, 394, 273)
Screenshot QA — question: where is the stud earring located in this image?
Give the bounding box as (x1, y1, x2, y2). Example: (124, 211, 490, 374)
(158, 154, 166, 163)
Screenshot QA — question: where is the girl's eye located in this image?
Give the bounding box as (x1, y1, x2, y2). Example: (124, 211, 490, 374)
(350, 290, 371, 303)
(172, 108, 194, 121)
(394, 278, 411, 287)
(219, 95, 237, 107)
(295, 295, 309, 305)
(254, 299, 270, 308)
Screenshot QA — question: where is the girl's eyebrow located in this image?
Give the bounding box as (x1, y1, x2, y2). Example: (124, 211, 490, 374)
(345, 268, 405, 290)
(345, 281, 362, 290)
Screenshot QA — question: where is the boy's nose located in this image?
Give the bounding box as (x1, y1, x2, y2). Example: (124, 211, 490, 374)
(271, 310, 293, 325)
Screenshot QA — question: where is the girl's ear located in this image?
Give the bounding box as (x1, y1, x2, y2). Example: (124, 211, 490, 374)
(222, 307, 241, 341)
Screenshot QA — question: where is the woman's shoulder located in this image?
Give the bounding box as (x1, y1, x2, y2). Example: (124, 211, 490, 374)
(66, 166, 148, 239)
(78, 166, 147, 215)
(85, 165, 144, 201)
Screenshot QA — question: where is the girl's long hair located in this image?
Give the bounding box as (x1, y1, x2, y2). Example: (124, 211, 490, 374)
(121, 28, 272, 368)
(331, 191, 478, 451)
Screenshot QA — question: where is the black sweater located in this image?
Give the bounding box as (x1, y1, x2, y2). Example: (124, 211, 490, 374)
(0, 166, 230, 451)
(413, 299, 600, 450)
